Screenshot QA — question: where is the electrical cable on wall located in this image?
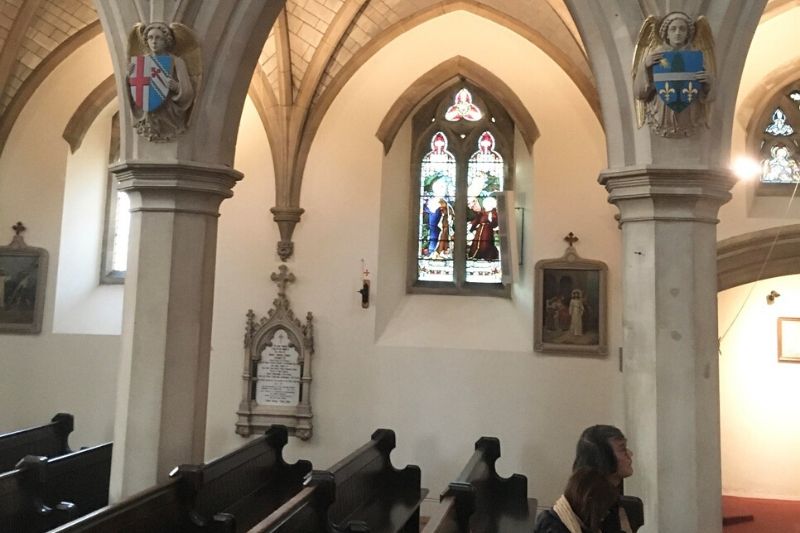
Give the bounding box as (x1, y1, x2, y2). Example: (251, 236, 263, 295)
(718, 178, 800, 354)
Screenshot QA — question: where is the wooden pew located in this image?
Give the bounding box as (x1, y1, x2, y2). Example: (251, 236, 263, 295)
(423, 437, 536, 533)
(0, 413, 73, 473)
(51, 425, 310, 532)
(249, 428, 427, 533)
(620, 495, 644, 532)
(0, 455, 76, 532)
(247, 472, 335, 532)
(0, 442, 111, 532)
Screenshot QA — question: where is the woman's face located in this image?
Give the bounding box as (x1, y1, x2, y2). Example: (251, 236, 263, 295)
(611, 437, 634, 479)
(667, 19, 689, 47)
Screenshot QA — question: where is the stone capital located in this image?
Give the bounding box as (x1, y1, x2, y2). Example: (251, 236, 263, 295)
(598, 166, 737, 225)
(110, 160, 244, 216)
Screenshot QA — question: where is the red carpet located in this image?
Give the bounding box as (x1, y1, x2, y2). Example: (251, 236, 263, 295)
(723, 495, 800, 533)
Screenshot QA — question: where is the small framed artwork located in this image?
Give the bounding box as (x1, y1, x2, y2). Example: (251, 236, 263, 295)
(535, 233, 607, 355)
(0, 223, 48, 334)
(777, 317, 800, 363)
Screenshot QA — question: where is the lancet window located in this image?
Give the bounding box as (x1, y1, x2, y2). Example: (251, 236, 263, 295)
(411, 84, 514, 294)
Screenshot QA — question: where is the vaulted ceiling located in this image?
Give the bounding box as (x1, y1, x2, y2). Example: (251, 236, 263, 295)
(0, 0, 783, 161)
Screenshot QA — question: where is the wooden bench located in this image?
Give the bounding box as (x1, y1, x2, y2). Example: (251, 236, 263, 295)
(52, 425, 310, 532)
(423, 437, 536, 533)
(0, 442, 112, 532)
(249, 429, 427, 533)
(0, 413, 73, 473)
(246, 471, 336, 532)
(620, 495, 644, 532)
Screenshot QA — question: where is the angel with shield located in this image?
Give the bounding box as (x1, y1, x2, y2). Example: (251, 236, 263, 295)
(127, 22, 201, 142)
(633, 12, 715, 138)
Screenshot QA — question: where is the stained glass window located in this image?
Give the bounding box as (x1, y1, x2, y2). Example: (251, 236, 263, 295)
(751, 87, 800, 185)
(445, 88, 482, 122)
(466, 132, 503, 283)
(412, 85, 514, 293)
(418, 132, 456, 282)
(765, 108, 793, 136)
(761, 145, 800, 183)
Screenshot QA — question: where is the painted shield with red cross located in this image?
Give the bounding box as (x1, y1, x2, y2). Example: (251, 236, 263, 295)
(128, 54, 172, 112)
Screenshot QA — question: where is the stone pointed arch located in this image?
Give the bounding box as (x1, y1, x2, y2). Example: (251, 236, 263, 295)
(291, 1, 598, 203)
(0, 20, 103, 158)
(92, 0, 287, 500)
(718, 225, 800, 291)
(737, 56, 800, 139)
(62, 75, 117, 153)
(95, 1, 285, 165)
(375, 56, 539, 155)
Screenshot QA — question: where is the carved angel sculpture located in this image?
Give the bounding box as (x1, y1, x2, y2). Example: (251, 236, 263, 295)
(127, 22, 202, 142)
(633, 12, 715, 138)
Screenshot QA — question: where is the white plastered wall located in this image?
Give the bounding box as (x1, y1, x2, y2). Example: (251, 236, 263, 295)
(0, 34, 119, 448)
(207, 11, 622, 506)
(716, 7, 800, 501)
(719, 275, 800, 500)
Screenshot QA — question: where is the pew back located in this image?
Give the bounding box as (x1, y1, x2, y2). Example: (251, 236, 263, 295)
(0, 442, 110, 533)
(424, 437, 536, 533)
(52, 426, 309, 533)
(49, 479, 187, 533)
(328, 429, 425, 533)
(0, 414, 73, 473)
(620, 495, 644, 532)
(44, 443, 113, 517)
(246, 472, 335, 533)
(180, 426, 311, 530)
(249, 429, 426, 533)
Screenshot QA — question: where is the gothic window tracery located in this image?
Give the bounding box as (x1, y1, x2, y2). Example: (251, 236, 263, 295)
(411, 85, 514, 294)
(752, 86, 800, 185)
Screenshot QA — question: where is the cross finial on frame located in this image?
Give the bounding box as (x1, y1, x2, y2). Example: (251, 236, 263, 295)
(564, 232, 579, 247)
(12, 221, 25, 236)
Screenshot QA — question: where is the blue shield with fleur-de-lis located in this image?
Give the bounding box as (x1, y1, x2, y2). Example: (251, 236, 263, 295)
(652, 50, 704, 113)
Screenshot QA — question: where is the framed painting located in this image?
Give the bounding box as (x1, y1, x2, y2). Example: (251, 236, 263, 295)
(0, 226, 48, 334)
(777, 317, 800, 363)
(534, 237, 607, 355)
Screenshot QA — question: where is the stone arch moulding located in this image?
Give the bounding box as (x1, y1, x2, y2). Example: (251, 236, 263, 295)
(375, 56, 540, 155)
(0, 20, 102, 158)
(62, 74, 117, 153)
(737, 57, 800, 145)
(717, 225, 800, 291)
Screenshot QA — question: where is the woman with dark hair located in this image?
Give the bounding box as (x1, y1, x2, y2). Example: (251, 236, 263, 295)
(571, 425, 635, 532)
(533, 467, 620, 533)
(573, 425, 633, 486)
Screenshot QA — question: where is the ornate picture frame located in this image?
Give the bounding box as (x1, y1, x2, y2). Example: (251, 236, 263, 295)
(0, 223, 48, 335)
(777, 317, 800, 363)
(534, 234, 607, 355)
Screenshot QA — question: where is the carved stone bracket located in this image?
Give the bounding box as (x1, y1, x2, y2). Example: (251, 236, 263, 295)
(236, 265, 314, 440)
(270, 206, 305, 261)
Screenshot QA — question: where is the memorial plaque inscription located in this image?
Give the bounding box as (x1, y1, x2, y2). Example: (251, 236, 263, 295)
(256, 328, 301, 406)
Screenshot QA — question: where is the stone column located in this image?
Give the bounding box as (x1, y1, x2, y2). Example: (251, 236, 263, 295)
(109, 161, 241, 499)
(600, 167, 736, 533)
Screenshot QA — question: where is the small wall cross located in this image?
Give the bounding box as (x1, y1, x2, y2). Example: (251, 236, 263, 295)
(564, 232, 579, 247)
(270, 264, 296, 299)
